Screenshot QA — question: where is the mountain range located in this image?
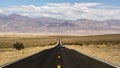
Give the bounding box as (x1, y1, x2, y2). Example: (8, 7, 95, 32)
(0, 14, 120, 35)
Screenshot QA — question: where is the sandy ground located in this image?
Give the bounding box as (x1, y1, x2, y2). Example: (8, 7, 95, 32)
(0, 46, 54, 65)
(67, 45, 120, 67)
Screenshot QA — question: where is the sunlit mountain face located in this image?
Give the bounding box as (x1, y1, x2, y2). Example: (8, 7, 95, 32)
(0, 14, 120, 35)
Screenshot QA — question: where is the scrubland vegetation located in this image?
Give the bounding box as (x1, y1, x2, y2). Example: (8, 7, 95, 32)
(61, 34, 120, 49)
(0, 34, 120, 49)
(0, 36, 57, 48)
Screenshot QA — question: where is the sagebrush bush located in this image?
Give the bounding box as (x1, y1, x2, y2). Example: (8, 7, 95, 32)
(13, 42, 25, 50)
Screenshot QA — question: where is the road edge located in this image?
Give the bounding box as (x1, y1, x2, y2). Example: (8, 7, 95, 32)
(69, 48, 120, 68)
(0, 46, 55, 68)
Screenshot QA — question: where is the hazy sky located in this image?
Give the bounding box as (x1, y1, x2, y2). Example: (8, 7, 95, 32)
(0, 0, 120, 20)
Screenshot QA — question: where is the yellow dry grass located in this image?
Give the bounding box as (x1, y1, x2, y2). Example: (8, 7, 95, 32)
(0, 36, 57, 48)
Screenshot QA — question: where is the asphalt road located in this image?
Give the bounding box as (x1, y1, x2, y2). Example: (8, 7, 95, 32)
(1, 45, 117, 68)
(61, 48, 116, 68)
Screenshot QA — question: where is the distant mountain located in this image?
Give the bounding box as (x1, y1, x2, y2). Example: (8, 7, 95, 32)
(0, 14, 120, 35)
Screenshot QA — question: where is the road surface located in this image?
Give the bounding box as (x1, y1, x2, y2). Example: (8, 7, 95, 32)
(0, 38, 117, 68)
(1, 45, 117, 68)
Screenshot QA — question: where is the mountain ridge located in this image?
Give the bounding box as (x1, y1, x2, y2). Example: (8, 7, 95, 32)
(0, 14, 120, 35)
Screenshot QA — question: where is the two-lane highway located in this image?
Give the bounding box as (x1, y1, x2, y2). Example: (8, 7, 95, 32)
(0, 38, 117, 68)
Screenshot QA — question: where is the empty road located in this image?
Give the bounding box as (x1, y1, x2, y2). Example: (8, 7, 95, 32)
(0, 39, 117, 68)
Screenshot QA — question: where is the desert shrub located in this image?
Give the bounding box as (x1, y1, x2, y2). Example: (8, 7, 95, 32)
(79, 43, 83, 46)
(48, 43, 56, 45)
(13, 42, 25, 50)
(64, 43, 72, 45)
(73, 42, 79, 45)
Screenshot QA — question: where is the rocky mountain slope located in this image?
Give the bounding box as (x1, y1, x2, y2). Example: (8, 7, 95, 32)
(0, 14, 120, 34)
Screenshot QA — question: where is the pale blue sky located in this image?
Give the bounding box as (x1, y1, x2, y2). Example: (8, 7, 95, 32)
(0, 0, 120, 7)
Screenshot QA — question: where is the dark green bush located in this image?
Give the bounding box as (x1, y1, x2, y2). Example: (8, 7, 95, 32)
(13, 42, 25, 50)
